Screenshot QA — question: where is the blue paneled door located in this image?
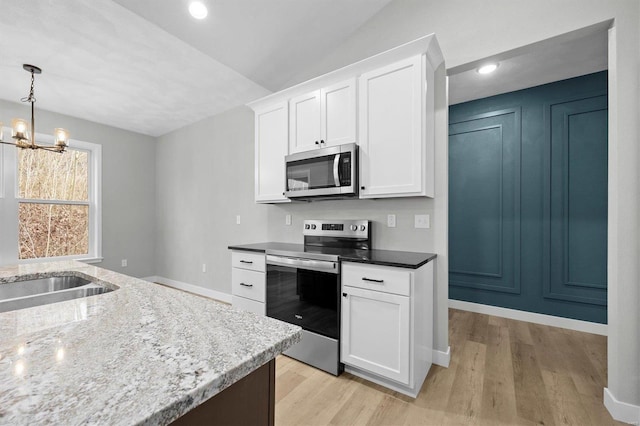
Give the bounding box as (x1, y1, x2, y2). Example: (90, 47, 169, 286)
(449, 109, 521, 295)
(545, 95, 608, 305)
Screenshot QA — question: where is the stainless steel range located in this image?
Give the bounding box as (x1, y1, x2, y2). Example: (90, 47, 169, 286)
(265, 219, 371, 375)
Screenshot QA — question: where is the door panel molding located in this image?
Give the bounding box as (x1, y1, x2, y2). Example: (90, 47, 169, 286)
(449, 108, 521, 295)
(543, 94, 608, 305)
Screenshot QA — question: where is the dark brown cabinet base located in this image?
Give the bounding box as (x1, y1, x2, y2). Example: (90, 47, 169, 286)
(171, 359, 275, 426)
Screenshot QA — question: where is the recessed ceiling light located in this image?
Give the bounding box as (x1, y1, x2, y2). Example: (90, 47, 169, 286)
(189, 1, 208, 19)
(477, 63, 499, 74)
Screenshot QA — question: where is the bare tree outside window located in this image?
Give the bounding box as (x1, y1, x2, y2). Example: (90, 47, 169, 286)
(18, 149, 90, 259)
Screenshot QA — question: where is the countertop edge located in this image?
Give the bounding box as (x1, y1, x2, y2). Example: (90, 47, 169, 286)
(228, 244, 437, 269)
(340, 253, 437, 269)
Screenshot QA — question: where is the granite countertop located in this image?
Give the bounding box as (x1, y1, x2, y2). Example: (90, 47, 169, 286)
(228, 242, 437, 269)
(0, 261, 301, 425)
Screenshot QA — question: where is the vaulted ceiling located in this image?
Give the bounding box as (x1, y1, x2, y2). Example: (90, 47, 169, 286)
(0, 0, 392, 137)
(0, 1, 608, 137)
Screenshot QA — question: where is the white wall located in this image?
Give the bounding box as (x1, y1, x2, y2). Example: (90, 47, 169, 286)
(155, 106, 268, 294)
(284, 0, 639, 414)
(0, 99, 157, 277)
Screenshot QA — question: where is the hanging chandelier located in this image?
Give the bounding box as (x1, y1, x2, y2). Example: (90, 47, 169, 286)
(0, 64, 69, 153)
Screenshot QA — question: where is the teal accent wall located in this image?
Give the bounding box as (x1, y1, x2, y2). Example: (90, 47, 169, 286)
(449, 71, 608, 324)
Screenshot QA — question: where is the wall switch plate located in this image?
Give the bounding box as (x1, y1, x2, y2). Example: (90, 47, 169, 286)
(285, 214, 292, 225)
(415, 214, 430, 229)
(121, 259, 127, 267)
(236, 215, 241, 225)
(202, 263, 207, 273)
(387, 214, 396, 228)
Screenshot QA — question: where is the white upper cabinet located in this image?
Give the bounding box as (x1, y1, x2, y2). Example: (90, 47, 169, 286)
(321, 79, 357, 147)
(254, 101, 289, 203)
(289, 78, 357, 153)
(289, 90, 322, 153)
(359, 55, 435, 198)
(249, 34, 442, 203)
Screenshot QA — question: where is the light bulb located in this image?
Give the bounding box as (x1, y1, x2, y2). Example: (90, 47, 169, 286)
(189, 2, 208, 19)
(477, 63, 499, 74)
(54, 128, 69, 147)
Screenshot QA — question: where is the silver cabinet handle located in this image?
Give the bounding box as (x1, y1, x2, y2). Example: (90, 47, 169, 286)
(239, 282, 253, 287)
(239, 260, 253, 264)
(362, 277, 384, 283)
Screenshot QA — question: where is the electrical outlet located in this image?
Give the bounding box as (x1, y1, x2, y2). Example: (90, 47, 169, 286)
(202, 263, 207, 273)
(285, 214, 292, 225)
(236, 215, 241, 225)
(414, 214, 430, 229)
(121, 259, 127, 267)
(387, 214, 396, 228)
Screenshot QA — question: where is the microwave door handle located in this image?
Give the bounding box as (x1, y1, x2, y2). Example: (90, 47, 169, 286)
(333, 154, 340, 187)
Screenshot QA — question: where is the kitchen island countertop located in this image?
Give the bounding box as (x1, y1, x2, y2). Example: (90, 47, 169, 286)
(0, 261, 301, 425)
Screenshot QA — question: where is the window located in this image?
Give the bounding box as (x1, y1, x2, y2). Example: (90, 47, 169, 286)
(0, 133, 102, 264)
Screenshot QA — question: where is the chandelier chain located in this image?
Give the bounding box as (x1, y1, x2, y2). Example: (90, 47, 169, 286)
(20, 70, 36, 104)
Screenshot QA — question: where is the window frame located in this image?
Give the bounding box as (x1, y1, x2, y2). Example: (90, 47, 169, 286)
(1, 131, 102, 264)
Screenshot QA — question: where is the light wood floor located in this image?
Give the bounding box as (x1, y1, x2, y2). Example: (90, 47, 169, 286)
(274, 308, 622, 426)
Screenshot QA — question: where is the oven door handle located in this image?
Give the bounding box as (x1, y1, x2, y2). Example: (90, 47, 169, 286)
(266, 255, 338, 274)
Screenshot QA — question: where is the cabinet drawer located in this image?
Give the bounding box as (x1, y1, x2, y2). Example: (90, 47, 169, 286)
(342, 262, 411, 296)
(232, 295, 266, 316)
(231, 251, 266, 272)
(232, 268, 265, 302)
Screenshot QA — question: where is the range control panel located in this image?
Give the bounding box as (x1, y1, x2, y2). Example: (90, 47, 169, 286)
(303, 219, 370, 239)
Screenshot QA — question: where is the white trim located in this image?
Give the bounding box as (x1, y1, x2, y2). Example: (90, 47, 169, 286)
(432, 346, 451, 368)
(149, 276, 232, 304)
(449, 299, 607, 336)
(604, 387, 640, 425)
(5, 136, 102, 263)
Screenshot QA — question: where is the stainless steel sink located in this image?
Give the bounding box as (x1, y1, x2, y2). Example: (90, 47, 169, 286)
(0, 275, 114, 313)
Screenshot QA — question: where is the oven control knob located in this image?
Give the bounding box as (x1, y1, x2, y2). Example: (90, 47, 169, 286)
(305, 224, 310, 230)
(360, 225, 366, 231)
(311, 224, 316, 230)
(350, 225, 358, 231)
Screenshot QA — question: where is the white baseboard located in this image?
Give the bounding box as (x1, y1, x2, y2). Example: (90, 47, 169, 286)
(604, 387, 640, 425)
(146, 276, 232, 304)
(432, 346, 451, 368)
(449, 299, 607, 336)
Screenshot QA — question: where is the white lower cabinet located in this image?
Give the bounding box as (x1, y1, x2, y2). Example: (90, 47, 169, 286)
(341, 285, 411, 384)
(230, 250, 266, 315)
(341, 261, 434, 398)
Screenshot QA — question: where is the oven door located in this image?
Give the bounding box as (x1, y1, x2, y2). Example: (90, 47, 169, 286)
(265, 255, 339, 339)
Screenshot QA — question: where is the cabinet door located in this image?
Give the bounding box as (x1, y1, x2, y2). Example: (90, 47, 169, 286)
(321, 78, 357, 147)
(359, 56, 424, 198)
(255, 101, 289, 203)
(341, 285, 410, 385)
(289, 90, 321, 153)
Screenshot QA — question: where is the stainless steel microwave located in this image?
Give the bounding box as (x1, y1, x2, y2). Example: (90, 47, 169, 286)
(284, 143, 358, 200)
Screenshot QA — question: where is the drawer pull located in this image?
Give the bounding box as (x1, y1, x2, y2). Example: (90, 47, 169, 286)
(239, 260, 253, 264)
(239, 282, 253, 287)
(362, 277, 384, 283)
